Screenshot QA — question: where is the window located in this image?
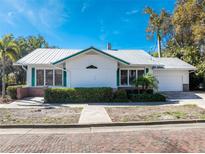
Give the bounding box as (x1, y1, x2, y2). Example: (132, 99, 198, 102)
(129, 70, 136, 85)
(35, 69, 64, 87)
(36, 70, 44, 86)
(138, 70, 145, 78)
(119, 69, 146, 86)
(46, 70, 53, 86)
(55, 70, 63, 86)
(120, 70, 128, 85)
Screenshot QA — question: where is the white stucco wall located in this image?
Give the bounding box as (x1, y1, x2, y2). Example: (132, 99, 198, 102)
(66, 52, 118, 88)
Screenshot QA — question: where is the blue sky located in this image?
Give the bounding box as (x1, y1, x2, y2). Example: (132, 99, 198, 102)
(0, 0, 175, 52)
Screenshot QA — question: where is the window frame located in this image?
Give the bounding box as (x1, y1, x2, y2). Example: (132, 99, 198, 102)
(119, 68, 146, 87)
(54, 69, 63, 86)
(35, 68, 63, 87)
(36, 69, 45, 86)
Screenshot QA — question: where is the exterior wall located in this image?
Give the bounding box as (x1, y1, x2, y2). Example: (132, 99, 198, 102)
(153, 70, 189, 91)
(16, 87, 46, 99)
(66, 53, 118, 88)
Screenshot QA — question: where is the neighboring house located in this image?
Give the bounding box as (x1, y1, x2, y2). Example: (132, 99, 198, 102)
(14, 46, 196, 92)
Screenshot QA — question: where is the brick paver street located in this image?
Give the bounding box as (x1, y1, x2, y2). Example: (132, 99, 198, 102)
(1, 125, 205, 152)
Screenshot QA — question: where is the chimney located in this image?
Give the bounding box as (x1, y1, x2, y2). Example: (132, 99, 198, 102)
(107, 42, 112, 50)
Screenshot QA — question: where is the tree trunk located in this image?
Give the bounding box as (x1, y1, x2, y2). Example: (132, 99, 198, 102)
(157, 34, 162, 58)
(2, 53, 6, 98)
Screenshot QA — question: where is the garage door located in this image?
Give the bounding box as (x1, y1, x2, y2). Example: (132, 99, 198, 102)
(154, 70, 183, 91)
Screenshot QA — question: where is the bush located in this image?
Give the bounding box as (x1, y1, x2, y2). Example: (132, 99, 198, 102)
(130, 93, 166, 102)
(6, 85, 23, 99)
(44, 87, 113, 103)
(113, 89, 129, 102)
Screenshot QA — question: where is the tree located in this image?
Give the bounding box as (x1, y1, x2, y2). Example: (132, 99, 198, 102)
(172, 0, 205, 48)
(145, 7, 172, 57)
(0, 34, 19, 98)
(134, 73, 159, 93)
(162, 0, 205, 89)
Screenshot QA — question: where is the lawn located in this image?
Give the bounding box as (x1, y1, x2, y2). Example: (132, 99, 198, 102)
(0, 107, 82, 125)
(106, 105, 205, 122)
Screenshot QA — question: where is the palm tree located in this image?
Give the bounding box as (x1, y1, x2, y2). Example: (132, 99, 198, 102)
(134, 73, 158, 93)
(145, 7, 172, 57)
(0, 34, 19, 98)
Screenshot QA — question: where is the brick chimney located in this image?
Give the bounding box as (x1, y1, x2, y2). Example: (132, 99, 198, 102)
(107, 43, 112, 50)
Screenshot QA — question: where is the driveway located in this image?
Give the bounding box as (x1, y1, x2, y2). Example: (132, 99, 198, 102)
(162, 91, 205, 100)
(1, 123, 205, 152)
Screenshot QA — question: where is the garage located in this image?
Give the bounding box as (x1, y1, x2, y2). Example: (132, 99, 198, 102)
(154, 70, 186, 91)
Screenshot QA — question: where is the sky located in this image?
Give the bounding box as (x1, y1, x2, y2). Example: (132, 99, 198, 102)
(0, 0, 176, 52)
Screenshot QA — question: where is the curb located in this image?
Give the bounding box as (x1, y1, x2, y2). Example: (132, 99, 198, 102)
(1, 119, 205, 128)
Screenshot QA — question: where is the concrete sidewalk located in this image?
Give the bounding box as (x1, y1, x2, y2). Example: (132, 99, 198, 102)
(79, 106, 112, 124)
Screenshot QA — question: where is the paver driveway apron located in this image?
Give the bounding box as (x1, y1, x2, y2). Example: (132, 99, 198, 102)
(79, 106, 112, 124)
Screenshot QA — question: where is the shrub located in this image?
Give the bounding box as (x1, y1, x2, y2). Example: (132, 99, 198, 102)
(6, 85, 23, 99)
(113, 89, 129, 102)
(44, 87, 113, 103)
(134, 73, 158, 93)
(130, 93, 166, 102)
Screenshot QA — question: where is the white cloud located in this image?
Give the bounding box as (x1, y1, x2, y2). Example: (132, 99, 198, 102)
(126, 9, 139, 15)
(0, 0, 69, 36)
(81, 1, 90, 13)
(113, 30, 120, 35)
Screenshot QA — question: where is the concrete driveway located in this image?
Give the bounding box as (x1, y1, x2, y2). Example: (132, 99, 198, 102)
(162, 91, 205, 100)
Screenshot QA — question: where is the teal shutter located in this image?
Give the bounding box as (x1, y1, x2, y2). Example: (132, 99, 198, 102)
(63, 70, 67, 87)
(146, 68, 149, 74)
(31, 68, 35, 86)
(117, 69, 119, 86)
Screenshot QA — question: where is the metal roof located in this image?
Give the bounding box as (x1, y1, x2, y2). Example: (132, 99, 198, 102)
(14, 48, 196, 70)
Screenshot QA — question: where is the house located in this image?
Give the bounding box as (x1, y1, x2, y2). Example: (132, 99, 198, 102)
(14, 46, 196, 92)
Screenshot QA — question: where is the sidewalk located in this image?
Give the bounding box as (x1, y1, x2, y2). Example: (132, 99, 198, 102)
(79, 106, 112, 124)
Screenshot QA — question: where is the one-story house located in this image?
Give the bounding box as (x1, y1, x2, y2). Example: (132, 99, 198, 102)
(14, 46, 196, 92)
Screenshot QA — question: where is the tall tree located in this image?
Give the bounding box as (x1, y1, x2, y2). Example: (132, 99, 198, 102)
(145, 7, 172, 57)
(172, 0, 205, 48)
(0, 34, 19, 98)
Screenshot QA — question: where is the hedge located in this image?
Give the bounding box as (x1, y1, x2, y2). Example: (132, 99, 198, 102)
(113, 89, 129, 102)
(45, 88, 166, 103)
(129, 93, 166, 102)
(6, 85, 23, 99)
(44, 87, 113, 103)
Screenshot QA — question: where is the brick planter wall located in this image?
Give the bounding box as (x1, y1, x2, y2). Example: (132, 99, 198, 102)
(17, 87, 46, 99)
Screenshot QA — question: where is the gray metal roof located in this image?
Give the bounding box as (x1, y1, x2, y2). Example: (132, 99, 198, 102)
(14, 48, 196, 70)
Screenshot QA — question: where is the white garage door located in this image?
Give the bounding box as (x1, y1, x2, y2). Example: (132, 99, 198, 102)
(154, 70, 183, 91)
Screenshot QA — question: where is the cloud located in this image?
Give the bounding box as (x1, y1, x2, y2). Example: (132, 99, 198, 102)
(121, 18, 130, 23)
(113, 30, 120, 35)
(99, 19, 107, 41)
(81, 1, 90, 13)
(126, 9, 139, 15)
(0, 0, 69, 34)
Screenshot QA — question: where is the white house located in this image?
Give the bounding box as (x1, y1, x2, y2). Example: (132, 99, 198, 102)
(14, 46, 196, 91)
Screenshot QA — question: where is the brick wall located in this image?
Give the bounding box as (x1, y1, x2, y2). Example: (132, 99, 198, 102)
(17, 87, 46, 99)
